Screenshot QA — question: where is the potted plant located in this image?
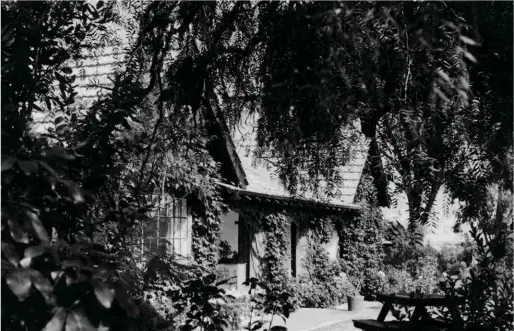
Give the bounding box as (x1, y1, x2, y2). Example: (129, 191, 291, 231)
(347, 276, 365, 312)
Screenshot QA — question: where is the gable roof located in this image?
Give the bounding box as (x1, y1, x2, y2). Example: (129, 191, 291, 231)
(42, 40, 366, 211)
(226, 116, 368, 209)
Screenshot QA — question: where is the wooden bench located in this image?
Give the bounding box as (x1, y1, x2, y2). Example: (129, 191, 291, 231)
(354, 318, 449, 330)
(353, 320, 411, 330)
(428, 317, 451, 328)
(353, 294, 463, 331)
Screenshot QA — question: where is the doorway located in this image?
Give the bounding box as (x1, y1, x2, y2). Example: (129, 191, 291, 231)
(291, 222, 297, 278)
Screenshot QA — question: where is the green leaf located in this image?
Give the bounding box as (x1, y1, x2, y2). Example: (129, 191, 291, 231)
(10, 224, 29, 244)
(20, 257, 32, 268)
(18, 160, 39, 175)
(93, 281, 114, 308)
(459, 35, 478, 46)
(26, 210, 50, 243)
(96, 1, 104, 9)
(6, 269, 32, 301)
(2, 242, 20, 266)
(251, 321, 263, 330)
(24, 245, 48, 258)
(29, 269, 55, 304)
(43, 308, 67, 331)
(1, 155, 16, 171)
(463, 51, 477, 63)
(65, 308, 95, 331)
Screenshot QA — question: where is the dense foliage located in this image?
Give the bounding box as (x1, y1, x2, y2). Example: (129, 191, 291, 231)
(436, 235, 475, 274)
(338, 175, 385, 298)
(438, 188, 513, 331)
(296, 221, 347, 308)
(86, 0, 512, 235)
(2, 0, 512, 330)
(1, 2, 229, 330)
(2, 3, 142, 331)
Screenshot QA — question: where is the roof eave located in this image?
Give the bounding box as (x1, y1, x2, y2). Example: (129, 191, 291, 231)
(217, 182, 361, 212)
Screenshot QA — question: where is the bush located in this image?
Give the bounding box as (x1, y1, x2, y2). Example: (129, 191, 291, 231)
(223, 296, 253, 331)
(361, 269, 385, 301)
(295, 281, 343, 308)
(294, 273, 355, 308)
(437, 218, 514, 331)
(382, 238, 441, 297)
(383, 266, 441, 296)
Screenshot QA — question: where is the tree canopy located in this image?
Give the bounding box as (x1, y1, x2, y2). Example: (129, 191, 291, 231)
(120, 1, 512, 231)
(1, 1, 512, 330)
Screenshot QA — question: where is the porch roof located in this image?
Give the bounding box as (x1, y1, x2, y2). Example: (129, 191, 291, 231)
(218, 181, 361, 212)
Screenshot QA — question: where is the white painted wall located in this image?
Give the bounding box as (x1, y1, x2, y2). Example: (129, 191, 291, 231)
(322, 231, 339, 260)
(220, 211, 239, 252)
(219, 210, 341, 281)
(250, 232, 266, 279)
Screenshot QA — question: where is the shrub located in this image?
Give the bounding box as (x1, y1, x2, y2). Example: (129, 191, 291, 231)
(294, 272, 355, 308)
(172, 274, 234, 331)
(361, 269, 385, 301)
(437, 219, 514, 331)
(222, 295, 253, 331)
(383, 266, 441, 296)
(295, 281, 344, 308)
(243, 278, 297, 331)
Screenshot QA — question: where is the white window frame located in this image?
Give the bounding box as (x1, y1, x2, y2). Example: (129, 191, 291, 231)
(143, 193, 192, 259)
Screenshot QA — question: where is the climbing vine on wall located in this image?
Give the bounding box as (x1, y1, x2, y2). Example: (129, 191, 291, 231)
(157, 151, 227, 268)
(261, 213, 291, 284)
(238, 204, 291, 284)
(191, 192, 226, 268)
(305, 214, 334, 244)
(301, 215, 341, 282)
(337, 174, 385, 294)
(237, 201, 355, 285)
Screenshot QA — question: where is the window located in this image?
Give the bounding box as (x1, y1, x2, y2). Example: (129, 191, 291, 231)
(143, 194, 191, 258)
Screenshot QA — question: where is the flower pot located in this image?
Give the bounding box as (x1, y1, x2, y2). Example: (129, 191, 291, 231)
(347, 295, 365, 311)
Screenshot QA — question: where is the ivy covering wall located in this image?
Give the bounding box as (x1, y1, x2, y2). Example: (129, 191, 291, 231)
(191, 192, 226, 268)
(236, 202, 357, 283)
(237, 205, 291, 284)
(337, 174, 385, 298)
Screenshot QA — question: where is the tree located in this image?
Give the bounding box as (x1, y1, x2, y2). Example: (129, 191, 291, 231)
(124, 1, 512, 237)
(439, 187, 513, 331)
(3, 1, 512, 329)
(1, 2, 146, 330)
(2, 1, 225, 330)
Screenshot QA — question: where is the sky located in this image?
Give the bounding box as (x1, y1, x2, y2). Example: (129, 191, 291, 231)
(381, 188, 470, 249)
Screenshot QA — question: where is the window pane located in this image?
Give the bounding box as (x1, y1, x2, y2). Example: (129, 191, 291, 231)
(143, 237, 157, 255)
(143, 194, 190, 258)
(174, 238, 180, 256)
(174, 214, 181, 238)
(180, 199, 187, 218)
(143, 221, 158, 238)
(157, 238, 168, 255)
(159, 199, 167, 216)
(158, 216, 169, 238)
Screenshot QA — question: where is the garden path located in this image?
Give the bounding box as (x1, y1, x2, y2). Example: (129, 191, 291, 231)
(256, 301, 395, 331)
